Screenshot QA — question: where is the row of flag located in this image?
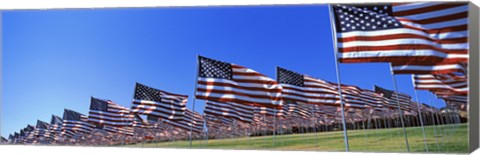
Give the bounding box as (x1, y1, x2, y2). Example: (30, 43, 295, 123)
(2, 2, 469, 146)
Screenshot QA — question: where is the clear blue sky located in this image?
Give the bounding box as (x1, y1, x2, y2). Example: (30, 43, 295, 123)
(1, 4, 447, 137)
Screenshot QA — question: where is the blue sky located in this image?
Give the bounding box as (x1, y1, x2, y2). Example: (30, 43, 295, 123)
(1, 5, 447, 137)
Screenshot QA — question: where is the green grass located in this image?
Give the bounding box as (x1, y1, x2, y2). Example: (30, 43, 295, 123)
(126, 123, 468, 153)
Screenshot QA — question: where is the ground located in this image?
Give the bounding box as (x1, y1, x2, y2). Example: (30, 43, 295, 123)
(126, 123, 468, 153)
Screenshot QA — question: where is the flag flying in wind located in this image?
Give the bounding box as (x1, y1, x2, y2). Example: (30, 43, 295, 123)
(132, 114, 155, 129)
(277, 67, 340, 106)
(162, 109, 205, 133)
(204, 101, 255, 123)
(1, 136, 7, 143)
(8, 134, 13, 143)
(196, 56, 283, 108)
(283, 101, 314, 118)
(88, 97, 134, 127)
(103, 126, 134, 136)
(338, 84, 368, 109)
(61, 109, 95, 138)
(50, 115, 63, 140)
(412, 74, 468, 95)
(375, 85, 413, 111)
(34, 120, 51, 138)
(332, 3, 468, 65)
(131, 83, 188, 120)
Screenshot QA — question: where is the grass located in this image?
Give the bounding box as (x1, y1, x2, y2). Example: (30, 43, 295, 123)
(126, 123, 468, 153)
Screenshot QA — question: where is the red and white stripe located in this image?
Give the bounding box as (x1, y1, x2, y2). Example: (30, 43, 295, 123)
(196, 64, 283, 107)
(204, 101, 254, 123)
(337, 2, 468, 64)
(61, 115, 94, 138)
(103, 126, 134, 136)
(254, 106, 284, 117)
(163, 109, 204, 133)
(412, 74, 468, 95)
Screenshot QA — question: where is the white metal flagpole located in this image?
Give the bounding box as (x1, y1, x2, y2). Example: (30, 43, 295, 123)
(189, 54, 201, 148)
(389, 64, 410, 152)
(328, 4, 350, 152)
(411, 77, 429, 152)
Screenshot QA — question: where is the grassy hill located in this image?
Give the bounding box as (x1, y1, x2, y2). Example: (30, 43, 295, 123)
(127, 123, 468, 153)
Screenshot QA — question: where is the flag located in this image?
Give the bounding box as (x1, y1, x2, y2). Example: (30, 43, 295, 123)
(50, 115, 63, 140)
(254, 106, 284, 117)
(283, 101, 313, 118)
(412, 74, 468, 95)
(1, 136, 7, 143)
(196, 56, 283, 107)
(24, 125, 35, 133)
(8, 134, 13, 143)
(62, 109, 95, 138)
(358, 89, 386, 111)
(131, 82, 187, 120)
(88, 97, 134, 127)
(204, 101, 255, 123)
(375, 85, 412, 111)
(103, 126, 134, 136)
(132, 114, 155, 129)
(277, 67, 340, 106)
(338, 84, 369, 109)
(374, 85, 394, 99)
(162, 109, 204, 133)
(205, 113, 234, 130)
(34, 120, 51, 138)
(332, 3, 468, 64)
(391, 61, 467, 74)
(18, 129, 28, 143)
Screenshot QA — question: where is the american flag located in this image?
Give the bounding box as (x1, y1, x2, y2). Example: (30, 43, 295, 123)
(61, 109, 95, 138)
(50, 115, 63, 140)
(277, 67, 340, 106)
(17, 129, 28, 143)
(438, 94, 467, 103)
(374, 85, 412, 111)
(162, 109, 204, 133)
(332, 3, 468, 66)
(312, 105, 338, 117)
(88, 97, 134, 127)
(357, 89, 386, 111)
(8, 134, 13, 143)
(16, 125, 33, 144)
(103, 126, 134, 136)
(1, 136, 7, 144)
(391, 61, 467, 75)
(34, 120, 51, 138)
(132, 114, 155, 129)
(13, 132, 19, 143)
(205, 113, 235, 129)
(338, 84, 369, 109)
(131, 83, 187, 120)
(254, 106, 284, 117)
(204, 101, 255, 123)
(412, 74, 468, 95)
(196, 56, 283, 107)
(21, 120, 52, 144)
(283, 101, 314, 118)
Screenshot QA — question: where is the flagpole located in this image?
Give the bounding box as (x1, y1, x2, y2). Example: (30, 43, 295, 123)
(328, 4, 349, 152)
(389, 64, 410, 152)
(411, 81, 429, 152)
(190, 54, 201, 148)
(272, 107, 277, 148)
(426, 94, 441, 151)
(311, 106, 319, 151)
